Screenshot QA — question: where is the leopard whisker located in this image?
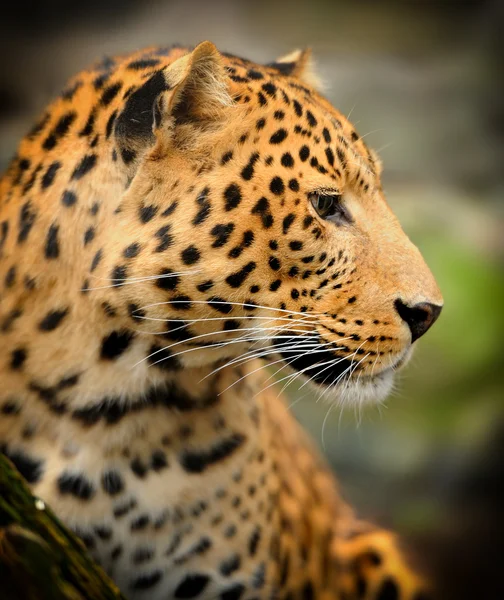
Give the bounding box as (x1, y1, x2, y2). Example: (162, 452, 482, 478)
(149, 324, 318, 358)
(138, 332, 319, 371)
(131, 313, 318, 331)
(293, 353, 356, 394)
(297, 341, 359, 391)
(345, 353, 372, 425)
(136, 321, 315, 360)
(357, 128, 385, 141)
(264, 336, 352, 389)
(235, 334, 343, 384)
(136, 321, 314, 339)
(213, 332, 322, 380)
(374, 141, 394, 154)
(321, 401, 338, 451)
(253, 349, 355, 398)
(316, 348, 359, 410)
(328, 347, 365, 393)
(142, 339, 250, 370)
(218, 345, 321, 395)
(331, 345, 370, 400)
(370, 342, 382, 379)
(199, 336, 321, 382)
(84, 269, 200, 291)
(354, 359, 370, 427)
(278, 345, 337, 396)
(135, 299, 324, 319)
(346, 101, 357, 121)
(251, 348, 332, 398)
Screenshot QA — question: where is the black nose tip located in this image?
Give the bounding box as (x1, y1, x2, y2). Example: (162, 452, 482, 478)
(394, 299, 442, 343)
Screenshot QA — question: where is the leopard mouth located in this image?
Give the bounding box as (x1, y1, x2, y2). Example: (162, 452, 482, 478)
(271, 333, 406, 392)
(272, 334, 362, 387)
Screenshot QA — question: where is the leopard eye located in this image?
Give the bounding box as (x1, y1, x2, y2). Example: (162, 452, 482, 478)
(309, 192, 351, 224)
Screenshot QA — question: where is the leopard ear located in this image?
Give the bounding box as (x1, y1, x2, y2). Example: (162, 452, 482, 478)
(115, 41, 232, 161)
(159, 41, 232, 130)
(268, 48, 324, 91)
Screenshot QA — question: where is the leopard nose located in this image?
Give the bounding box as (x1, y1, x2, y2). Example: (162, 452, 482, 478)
(394, 299, 442, 343)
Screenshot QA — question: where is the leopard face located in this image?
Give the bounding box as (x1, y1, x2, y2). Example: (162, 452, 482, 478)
(93, 42, 442, 406)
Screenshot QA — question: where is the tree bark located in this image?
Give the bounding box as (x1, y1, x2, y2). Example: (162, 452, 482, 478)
(0, 453, 126, 600)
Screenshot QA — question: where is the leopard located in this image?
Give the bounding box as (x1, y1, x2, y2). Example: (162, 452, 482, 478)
(0, 41, 443, 600)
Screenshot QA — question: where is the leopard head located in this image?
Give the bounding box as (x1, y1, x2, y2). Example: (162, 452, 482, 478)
(92, 41, 442, 405)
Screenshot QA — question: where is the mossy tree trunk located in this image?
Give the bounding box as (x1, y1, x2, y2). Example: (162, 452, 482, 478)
(0, 453, 126, 600)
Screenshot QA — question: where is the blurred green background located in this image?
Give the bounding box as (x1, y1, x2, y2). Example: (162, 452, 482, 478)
(0, 1, 502, 598)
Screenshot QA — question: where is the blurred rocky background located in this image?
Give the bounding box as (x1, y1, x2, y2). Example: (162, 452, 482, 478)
(0, 1, 503, 598)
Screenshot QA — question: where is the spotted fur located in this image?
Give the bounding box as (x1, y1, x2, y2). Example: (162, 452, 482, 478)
(0, 41, 442, 599)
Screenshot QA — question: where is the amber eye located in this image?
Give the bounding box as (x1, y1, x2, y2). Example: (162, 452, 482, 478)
(309, 192, 351, 224)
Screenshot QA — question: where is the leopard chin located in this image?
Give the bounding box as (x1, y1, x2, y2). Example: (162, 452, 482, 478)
(325, 369, 395, 407)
